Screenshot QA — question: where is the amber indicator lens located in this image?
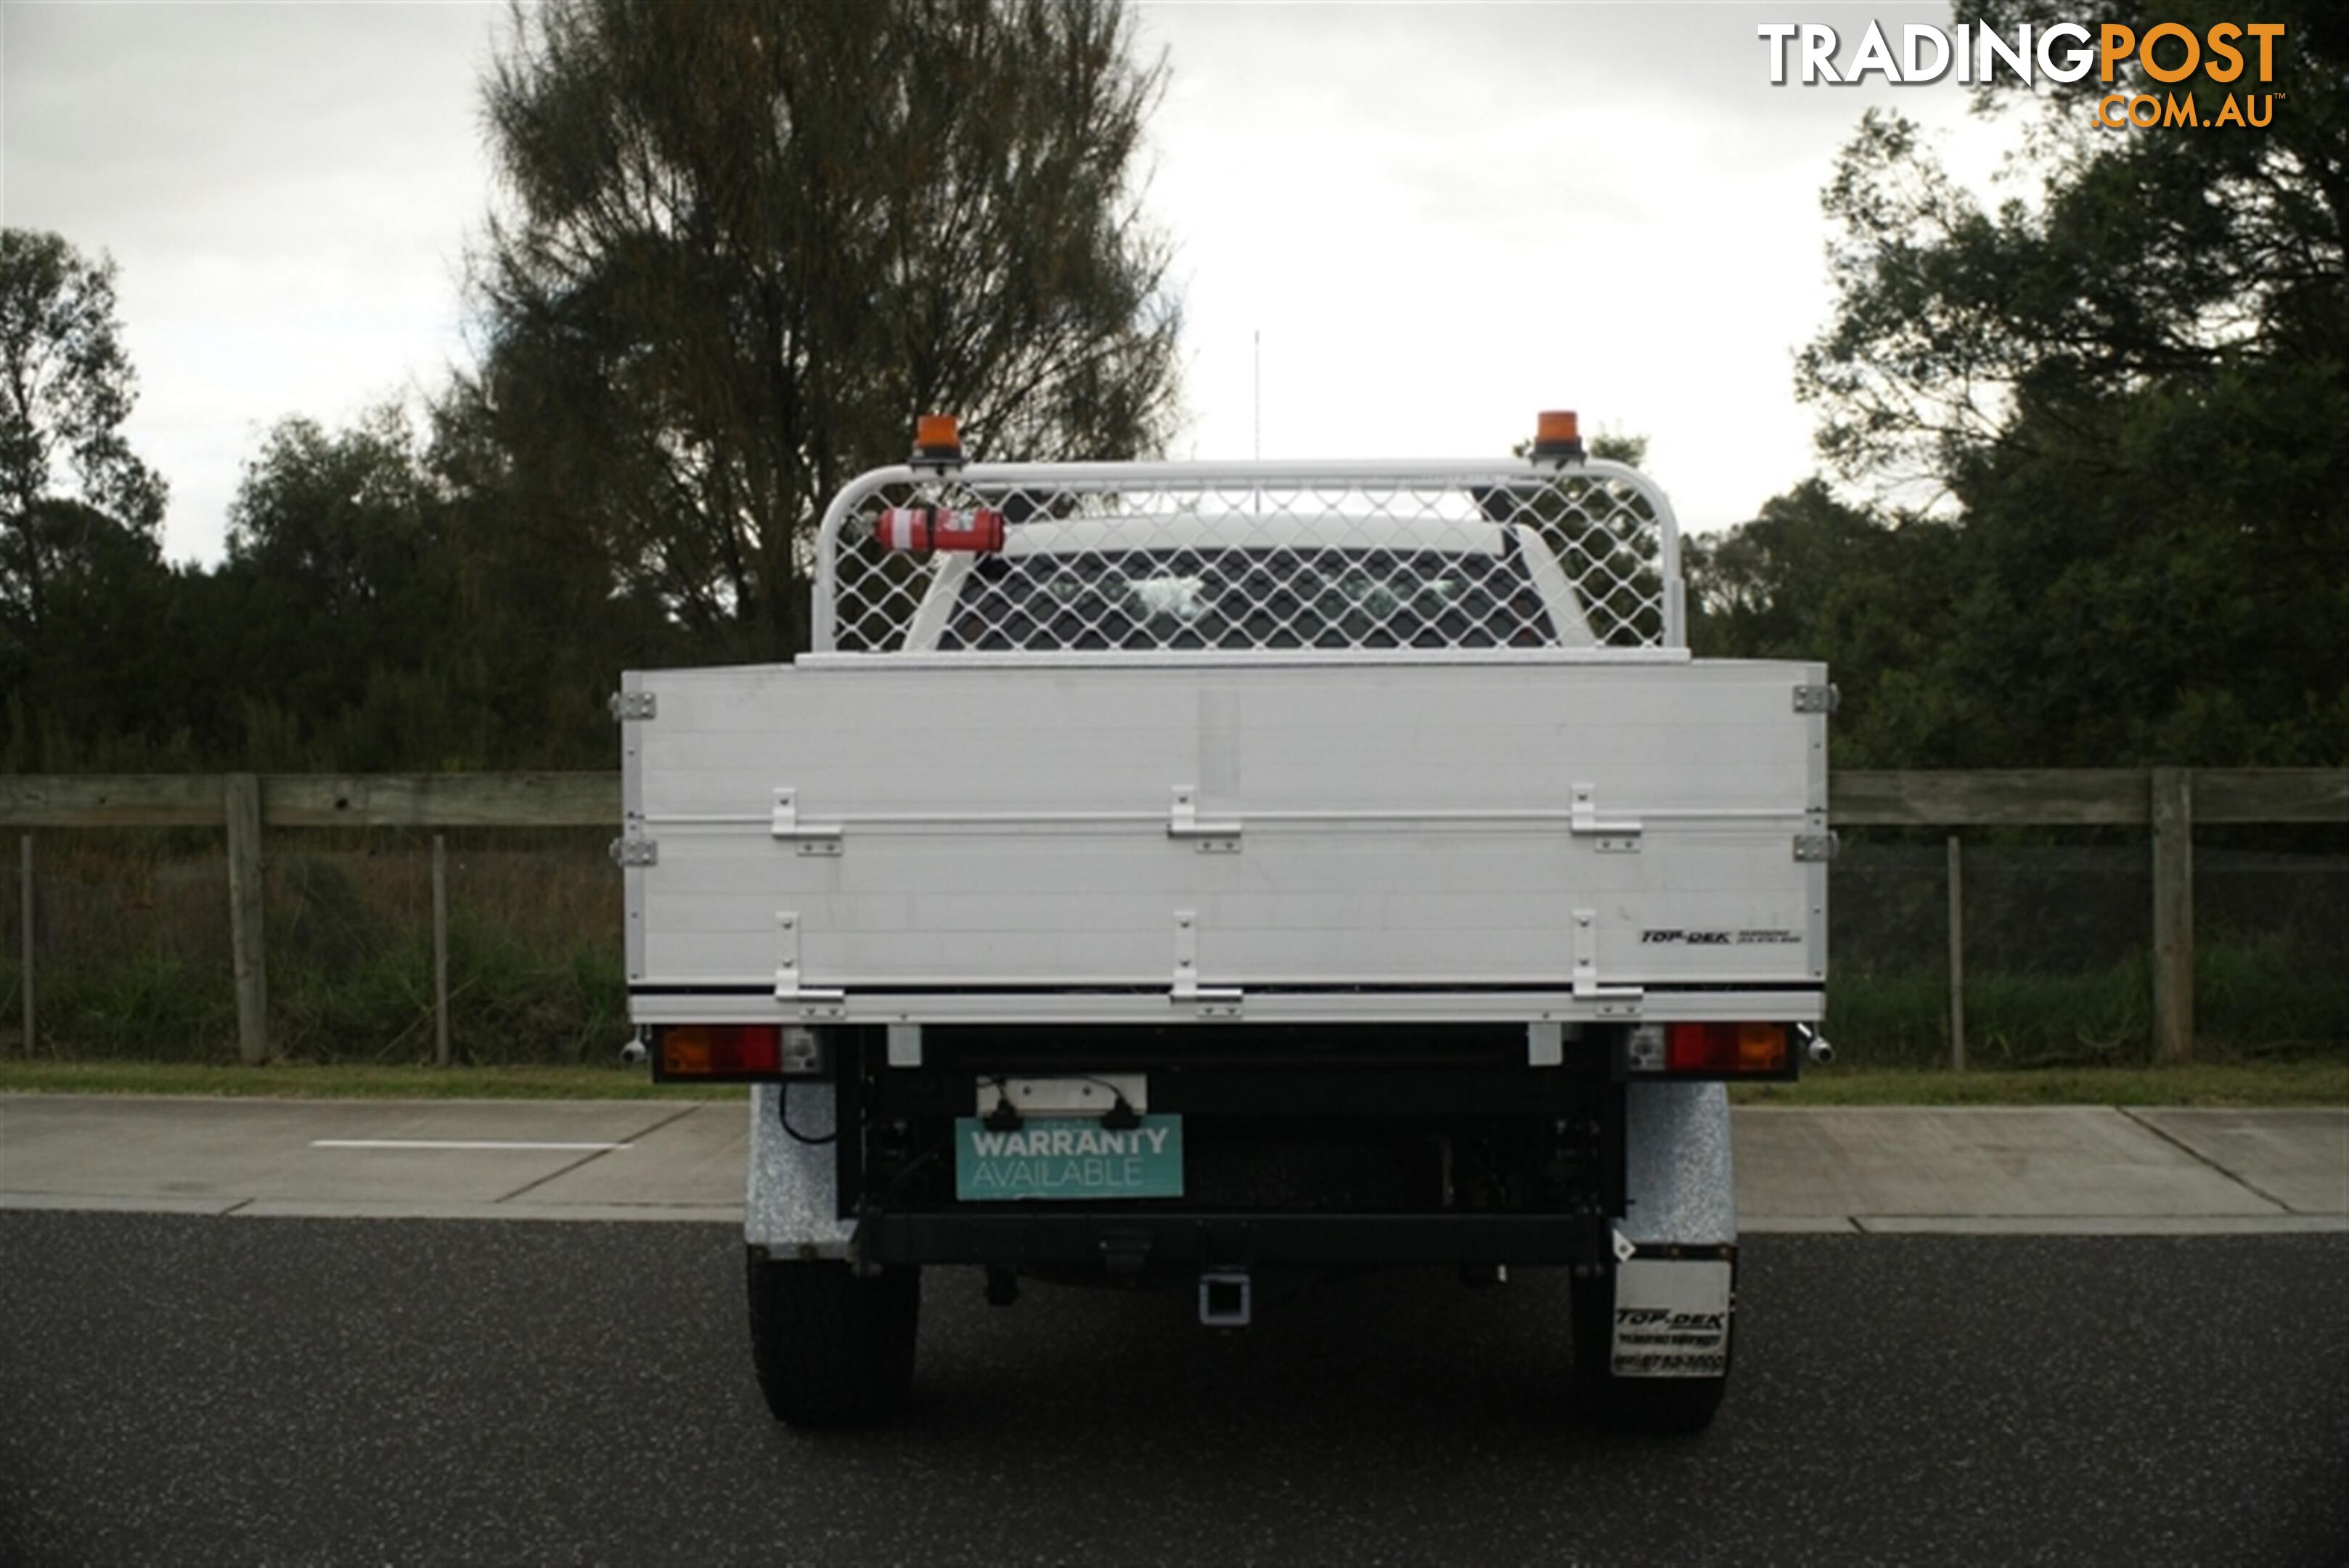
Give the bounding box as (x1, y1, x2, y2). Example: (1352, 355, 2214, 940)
(658, 1024, 783, 1077)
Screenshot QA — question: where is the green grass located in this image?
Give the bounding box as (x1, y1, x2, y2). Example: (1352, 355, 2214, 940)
(1824, 936, 2348, 1069)
(1731, 1060, 2349, 1107)
(1, 1058, 2338, 1106)
(0, 839, 631, 1065)
(0, 1059, 742, 1100)
(4, 841, 2340, 1087)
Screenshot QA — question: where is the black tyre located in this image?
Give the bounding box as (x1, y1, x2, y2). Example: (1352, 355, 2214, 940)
(745, 1249, 920, 1429)
(1569, 1267, 1728, 1435)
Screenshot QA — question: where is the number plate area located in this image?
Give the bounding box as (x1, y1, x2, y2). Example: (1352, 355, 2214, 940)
(1610, 1257, 1732, 1378)
(955, 1114, 1185, 1201)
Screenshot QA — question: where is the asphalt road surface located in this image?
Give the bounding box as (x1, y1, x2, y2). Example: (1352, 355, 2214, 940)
(2, 1214, 2343, 1566)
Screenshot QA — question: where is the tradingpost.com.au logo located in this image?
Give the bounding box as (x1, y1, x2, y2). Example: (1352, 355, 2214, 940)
(1758, 20, 2287, 128)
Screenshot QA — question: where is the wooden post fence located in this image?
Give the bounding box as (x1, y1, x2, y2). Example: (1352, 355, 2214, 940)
(432, 832, 452, 1069)
(0, 769, 2340, 1065)
(224, 773, 269, 1065)
(2149, 768, 2194, 1064)
(1821, 768, 2349, 1063)
(1945, 835, 1966, 1072)
(18, 833, 33, 1056)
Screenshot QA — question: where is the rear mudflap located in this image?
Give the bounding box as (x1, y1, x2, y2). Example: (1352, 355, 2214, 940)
(1609, 1245, 1735, 1379)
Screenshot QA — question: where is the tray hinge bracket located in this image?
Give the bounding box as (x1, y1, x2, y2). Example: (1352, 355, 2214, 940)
(608, 835, 657, 868)
(1168, 786, 1243, 854)
(609, 690, 656, 722)
(775, 911, 846, 1018)
(1793, 831, 1840, 863)
(1572, 907, 1644, 1016)
(1569, 782, 1642, 854)
(1793, 682, 1841, 715)
(771, 787, 844, 857)
(1170, 909, 1244, 1017)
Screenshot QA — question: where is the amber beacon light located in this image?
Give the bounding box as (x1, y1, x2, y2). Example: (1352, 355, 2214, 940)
(1531, 409, 1585, 462)
(912, 413, 965, 467)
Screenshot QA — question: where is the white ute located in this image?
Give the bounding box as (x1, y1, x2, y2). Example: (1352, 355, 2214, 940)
(618, 412, 1831, 1432)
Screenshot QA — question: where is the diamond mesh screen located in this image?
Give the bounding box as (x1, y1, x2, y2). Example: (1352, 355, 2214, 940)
(814, 462, 1682, 654)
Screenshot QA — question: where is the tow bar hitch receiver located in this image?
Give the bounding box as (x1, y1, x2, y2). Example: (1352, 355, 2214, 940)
(1199, 1271, 1253, 1328)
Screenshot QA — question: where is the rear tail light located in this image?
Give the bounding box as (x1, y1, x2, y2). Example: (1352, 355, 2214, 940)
(1629, 1022, 1791, 1076)
(875, 505, 1005, 553)
(1668, 1021, 1787, 1074)
(655, 1024, 824, 1080)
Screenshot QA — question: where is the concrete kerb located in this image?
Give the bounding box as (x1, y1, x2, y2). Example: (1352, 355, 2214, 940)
(1, 1095, 2343, 1234)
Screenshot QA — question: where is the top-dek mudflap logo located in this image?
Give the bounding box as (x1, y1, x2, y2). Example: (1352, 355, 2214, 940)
(1758, 20, 2287, 129)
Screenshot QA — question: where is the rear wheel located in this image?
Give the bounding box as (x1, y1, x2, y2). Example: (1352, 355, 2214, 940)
(746, 1250, 920, 1429)
(1569, 1267, 1728, 1434)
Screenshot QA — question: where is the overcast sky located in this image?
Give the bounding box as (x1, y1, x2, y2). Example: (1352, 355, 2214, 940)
(2, 1, 2017, 563)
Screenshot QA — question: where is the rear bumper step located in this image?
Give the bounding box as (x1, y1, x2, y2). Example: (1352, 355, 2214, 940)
(855, 1212, 1607, 1268)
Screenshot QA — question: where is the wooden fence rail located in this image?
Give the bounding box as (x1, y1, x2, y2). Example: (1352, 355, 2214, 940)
(0, 772, 619, 830)
(4, 769, 2344, 1067)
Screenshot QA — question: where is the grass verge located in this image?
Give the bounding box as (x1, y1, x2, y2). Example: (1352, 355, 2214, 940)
(0, 1058, 2338, 1106)
(0, 1060, 743, 1101)
(1731, 1060, 2348, 1107)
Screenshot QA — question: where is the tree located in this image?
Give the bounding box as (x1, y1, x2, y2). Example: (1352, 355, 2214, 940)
(197, 400, 688, 770)
(466, 0, 1182, 660)
(1684, 483, 1971, 764)
(1588, 433, 1647, 468)
(228, 408, 438, 614)
(1779, 4, 2348, 765)
(213, 409, 448, 755)
(1801, 2, 2344, 489)
(0, 229, 166, 674)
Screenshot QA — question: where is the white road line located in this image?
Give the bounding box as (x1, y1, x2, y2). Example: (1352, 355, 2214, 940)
(308, 1139, 634, 1152)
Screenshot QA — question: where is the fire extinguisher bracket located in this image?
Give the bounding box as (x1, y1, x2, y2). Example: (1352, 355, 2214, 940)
(875, 505, 1005, 554)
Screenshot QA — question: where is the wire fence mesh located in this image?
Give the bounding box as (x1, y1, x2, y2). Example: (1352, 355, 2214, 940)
(1, 831, 621, 1064)
(3, 828, 2341, 1067)
(1830, 835, 2349, 1067)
